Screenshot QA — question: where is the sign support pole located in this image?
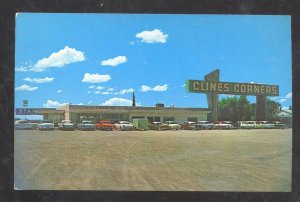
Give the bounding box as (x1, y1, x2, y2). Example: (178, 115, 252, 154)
(204, 69, 220, 121)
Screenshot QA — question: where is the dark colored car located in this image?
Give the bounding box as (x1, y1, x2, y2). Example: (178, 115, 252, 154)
(181, 121, 197, 130)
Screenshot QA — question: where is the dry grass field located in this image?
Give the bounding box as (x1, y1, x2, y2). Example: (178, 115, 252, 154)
(14, 129, 292, 191)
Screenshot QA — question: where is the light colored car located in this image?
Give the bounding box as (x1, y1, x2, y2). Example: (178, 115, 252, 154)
(272, 121, 287, 129)
(58, 120, 75, 130)
(214, 121, 234, 129)
(148, 122, 169, 130)
(37, 120, 55, 131)
(257, 121, 275, 129)
(196, 121, 215, 130)
(240, 121, 257, 129)
(78, 120, 95, 131)
(165, 121, 181, 130)
(14, 120, 38, 130)
(114, 121, 134, 131)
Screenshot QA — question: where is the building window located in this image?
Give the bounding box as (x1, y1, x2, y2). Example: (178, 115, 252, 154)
(163, 117, 175, 122)
(187, 117, 198, 122)
(147, 116, 160, 122)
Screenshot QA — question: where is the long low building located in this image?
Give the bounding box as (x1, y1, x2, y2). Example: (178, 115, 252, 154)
(16, 104, 211, 124)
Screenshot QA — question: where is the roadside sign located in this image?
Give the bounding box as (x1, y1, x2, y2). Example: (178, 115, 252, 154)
(23, 100, 28, 107)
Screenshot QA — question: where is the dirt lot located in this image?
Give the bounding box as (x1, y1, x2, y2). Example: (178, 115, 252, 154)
(14, 129, 292, 191)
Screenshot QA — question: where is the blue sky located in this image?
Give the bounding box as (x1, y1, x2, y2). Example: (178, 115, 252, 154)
(15, 13, 292, 112)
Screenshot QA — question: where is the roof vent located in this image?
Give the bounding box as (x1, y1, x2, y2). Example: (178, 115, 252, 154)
(156, 103, 164, 108)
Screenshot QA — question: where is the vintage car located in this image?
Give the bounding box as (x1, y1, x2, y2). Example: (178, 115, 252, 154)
(114, 121, 134, 131)
(272, 121, 287, 129)
(14, 119, 39, 130)
(214, 121, 234, 129)
(256, 121, 275, 129)
(181, 121, 197, 130)
(196, 121, 215, 130)
(96, 120, 115, 130)
(58, 120, 75, 130)
(165, 121, 181, 130)
(77, 120, 96, 131)
(148, 122, 169, 130)
(37, 120, 55, 131)
(239, 121, 257, 129)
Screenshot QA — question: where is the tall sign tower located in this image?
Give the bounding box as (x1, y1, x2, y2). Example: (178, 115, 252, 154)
(204, 69, 220, 121)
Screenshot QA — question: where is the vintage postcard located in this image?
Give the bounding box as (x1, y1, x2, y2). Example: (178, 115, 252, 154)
(14, 13, 292, 191)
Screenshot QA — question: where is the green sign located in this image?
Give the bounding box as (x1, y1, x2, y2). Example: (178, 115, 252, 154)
(186, 80, 279, 96)
(23, 100, 28, 107)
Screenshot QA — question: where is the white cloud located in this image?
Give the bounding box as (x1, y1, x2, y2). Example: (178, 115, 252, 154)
(15, 85, 38, 91)
(182, 83, 186, 88)
(279, 99, 287, 103)
(153, 84, 168, 91)
(101, 92, 112, 95)
(136, 29, 168, 43)
(108, 88, 114, 91)
(285, 92, 292, 99)
(96, 86, 105, 90)
(31, 46, 85, 72)
(57, 89, 62, 93)
(89, 85, 95, 89)
(101, 97, 133, 106)
(94, 91, 101, 94)
(282, 106, 290, 110)
(15, 66, 30, 72)
(43, 100, 68, 108)
(78, 102, 83, 105)
(88, 91, 92, 94)
(88, 101, 92, 105)
(23, 77, 54, 83)
(81, 73, 111, 83)
(119, 88, 134, 94)
(101, 56, 127, 66)
(140, 84, 168, 92)
(140, 85, 151, 92)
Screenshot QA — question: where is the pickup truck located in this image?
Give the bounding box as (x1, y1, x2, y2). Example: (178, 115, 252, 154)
(96, 120, 115, 130)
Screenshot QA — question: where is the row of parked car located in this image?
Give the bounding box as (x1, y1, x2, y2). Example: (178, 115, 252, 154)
(14, 119, 287, 131)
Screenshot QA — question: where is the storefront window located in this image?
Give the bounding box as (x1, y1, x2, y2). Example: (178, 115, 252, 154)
(187, 117, 198, 122)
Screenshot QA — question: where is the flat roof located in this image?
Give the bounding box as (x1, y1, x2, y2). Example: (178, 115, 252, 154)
(64, 104, 210, 112)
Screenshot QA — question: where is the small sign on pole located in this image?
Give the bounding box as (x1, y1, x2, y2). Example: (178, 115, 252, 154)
(23, 100, 28, 107)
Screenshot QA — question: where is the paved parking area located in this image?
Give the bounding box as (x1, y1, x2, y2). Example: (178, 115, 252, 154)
(14, 129, 292, 191)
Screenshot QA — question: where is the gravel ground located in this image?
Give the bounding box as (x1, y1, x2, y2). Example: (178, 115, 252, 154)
(14, 129, 292, 191)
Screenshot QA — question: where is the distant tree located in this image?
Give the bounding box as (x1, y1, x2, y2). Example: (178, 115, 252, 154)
(218, 96, 281, 121)
(265, 98, 281, 121)
(218, 96, 252, 122)
(289, 105, 292, 110)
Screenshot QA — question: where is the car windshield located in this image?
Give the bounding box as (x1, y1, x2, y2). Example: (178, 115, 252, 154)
(167, 121, 177, 124)
(83, 121, 93, 124)
(41, 120, 52, 123)
(120, 121, 129, 124)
